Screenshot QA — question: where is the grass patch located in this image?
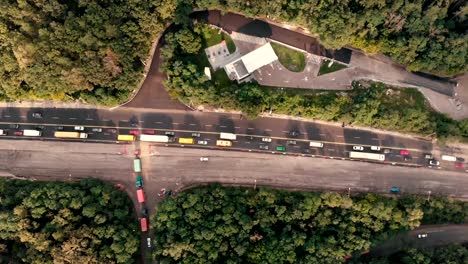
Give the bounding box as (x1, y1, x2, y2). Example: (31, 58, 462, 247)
(212, 69, 232, 88)
(318, 59, 347, 75)
(270, 42, 306, 72)
(200, 26, 236, 53)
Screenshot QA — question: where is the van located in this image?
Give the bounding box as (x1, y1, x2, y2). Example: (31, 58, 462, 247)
(441, 155, 457, 162)
(309, 141, 323, 148)
(276, 145, 286, 152)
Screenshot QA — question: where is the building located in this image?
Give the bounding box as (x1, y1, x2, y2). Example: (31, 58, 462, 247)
(224, 42, 278, 81)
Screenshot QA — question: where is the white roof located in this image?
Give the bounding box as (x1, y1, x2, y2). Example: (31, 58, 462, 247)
(241, 43, 278, 73)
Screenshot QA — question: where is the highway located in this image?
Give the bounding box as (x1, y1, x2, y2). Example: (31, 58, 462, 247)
(0, 106, 466, 173)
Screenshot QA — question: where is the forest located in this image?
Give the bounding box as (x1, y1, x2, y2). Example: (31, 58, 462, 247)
(0, 178, 139, 263)
(0, 0, 466, 104)
(151, 185, 468, 263)
(161, 24, 468, 140)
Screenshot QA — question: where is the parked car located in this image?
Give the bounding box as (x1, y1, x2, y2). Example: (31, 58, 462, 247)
(91, 128, 102, 132)
(371, 146, 381, 151)
(289, 131, 299, 137)
(455, 162, 465, 169)
(143, 129, 155, 134)
(191, 132, 201, 138)
(200, 157, 209, 162)
(13, 131, 23, 136)
(146, 237, 151, 248)
(418, 234, 428, 238)
(302, 148, 311, 154)
(400, 149, 409, 156)
(32, 112, 42, 118)
(287, 140, 296, 145)
(276, 145, 286, 152)
(429, 159, 440, 166)
(9, 124, 19, 129)
(74, 126, 84, 131)
(36, 125, 45, 130)
(383, 149, 392, 154)
(197, 140, 208, 145)
(141, 207, 148, 217)
(107, 128, 117, 133)
(165, 131, 175, 136)
(353, 146, 364, 151)
(259, 144, 269, 150)
(390, 187, 400, 193)
(246, 136, 254, 141)
(424, 153, 433, 159)
(55, 126, 64, 130)
(262, 137, 272, 142)
(129, 130, 140, 135)
(130, 122, 138, 127)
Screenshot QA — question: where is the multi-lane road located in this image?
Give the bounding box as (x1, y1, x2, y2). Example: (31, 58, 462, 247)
(0, 106, 466, 172)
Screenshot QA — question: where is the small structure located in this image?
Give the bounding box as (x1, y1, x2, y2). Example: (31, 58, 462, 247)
(224, 42, 278, 81)
(204, 67, 212, 80)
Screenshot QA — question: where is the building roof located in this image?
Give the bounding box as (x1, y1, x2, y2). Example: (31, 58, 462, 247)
(241, 43, 278, 73)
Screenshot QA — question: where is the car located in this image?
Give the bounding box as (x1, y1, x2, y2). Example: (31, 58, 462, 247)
(246, 136, 254, 141)
(400, 150, 409, 156)
(403, 156, 411, 161)
(455, 162, 465, 169)
(9, 124, 19, 129)
(146, 237, 151, 248)
(302, 148, 311, 154)
(390, 187, 400, 193)
(107, 128, 117, 133)
(418, 234, 428, 238)
(165, 131, 175, 136)
(13, 131, 23, 136)
(91, 128, 102, 132)
(200, 157, 209, 162)
(429, 159, 440, 166)
(191, 132, 201, 138)
(130, 122, 138, 127)
(36, 125, 45, 130)
(129, 130, 140, 135)
(424, 153, 433, 159)
(262, 137, 272, 142)
(197, 140, 208, 145)
(74, 126, 84, 131)
(143, 129, 155, 134)
(371, 146, 381, 151)
(383, 149, 392, 154)
(136, 176, 143, 188)
(289, 131, 299, 137)
(55, 126, 64, 131)
(0, 130, 6, 136)
(259, 144, 269, 150)
(353, 146, 364, 151)
(287, 140, 297, 145)
(276, 145, 286, 152)
(141, 207, 148, 217)
(32, 112, 42, 118)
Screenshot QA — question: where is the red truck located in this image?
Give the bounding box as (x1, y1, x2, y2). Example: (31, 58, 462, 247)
(140, 218, 148, 232)
(137, 189, 145, 203)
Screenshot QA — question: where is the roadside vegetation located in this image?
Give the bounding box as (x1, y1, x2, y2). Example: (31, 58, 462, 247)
(151, 185, 468, 263)
(350, 243, 468, 264)
(270, 42, 306, 72)
(161, 26, 468, 141)
(318, 59, 348, 75)
(0, 178, 139, 263)
(1, 0, 465, 104)
(198, 24, 236, 53)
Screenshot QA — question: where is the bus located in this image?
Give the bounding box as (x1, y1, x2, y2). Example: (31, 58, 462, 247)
(118, 134, 135, 141)
(349, 151, 385, 161)
(140, 218, 148, 232)
(220, 132, 236, 140)
(216, 140, 232, 147)
(140, 134, 172, 143)
(178, 138, 194, 144)
(54, 131, 88, 139)
(134, 159, 141, 173)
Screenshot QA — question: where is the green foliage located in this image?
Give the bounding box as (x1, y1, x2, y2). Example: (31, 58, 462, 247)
(270, 42, 306, 72)
(151, 185, 429, 263)
(318, 59, 348, 75)
(0, 178, 139, 263)
(195, 23, 236, 53)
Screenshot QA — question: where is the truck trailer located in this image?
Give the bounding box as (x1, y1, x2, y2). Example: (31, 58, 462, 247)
(54, 131, 88, 139)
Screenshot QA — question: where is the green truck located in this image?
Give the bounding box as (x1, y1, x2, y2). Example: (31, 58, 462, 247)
(136, 176, 143, 188)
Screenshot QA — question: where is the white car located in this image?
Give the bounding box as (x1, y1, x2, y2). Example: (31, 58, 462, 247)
(197, 140, 208, 145)
(418, 233, 428, 238)
(146, 237, 151, 247)
(91, 128, 102, 132)
(371, 146, 381, 151)
(74, 126, 85, 131)
(429, 159, 440, 166)
(0, 129, 5, 136)
(200, 157, 209, 162)
(353, 146, 364, 151)
(262, 137, 272, 142)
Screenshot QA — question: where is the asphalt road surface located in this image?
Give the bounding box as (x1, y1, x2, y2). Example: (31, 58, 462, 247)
(370, 224, 468, 257)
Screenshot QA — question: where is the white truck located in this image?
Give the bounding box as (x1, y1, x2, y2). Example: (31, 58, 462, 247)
(0, 129, 5, 136)
(441, 155, 457, 162)
(140, 134, 173, 142)
(349, 151, 385, 161)
(309, 141, 324, 148)
(23, 129, 42, 137)
(220, 132, 236, 140)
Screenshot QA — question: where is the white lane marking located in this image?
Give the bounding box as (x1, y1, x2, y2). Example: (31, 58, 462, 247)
(354, 136, 360, 139)
(328, 149, 335, 151)
(85, 118, 94, 121)
(20, 115, 26, 118)
(190, 123, 196, 126)
(245, 142, 251, 144)
(69, 117, 77, 120)
(205, 124, 212, 127)
(371, 138, 379, 140)
(4, 115, 10, 117)
(52, 117, 60, 119)
(265, 129, 272, 132)
(220, 125, 227, 128)
(120, 120, 128, 122)
(155, 121, 163, 124)
(336, 135, 344, 137)
(235, 126, 241, 129)
(172, 122, 179, 125)
(282, 130, 289, 133)
(139, 121, 145, 123)
(247, 128, 254, 130)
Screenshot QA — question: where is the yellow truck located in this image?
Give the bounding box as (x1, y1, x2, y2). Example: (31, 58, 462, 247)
(178, 138, 194, 144)
(216, 140, 232, 147)
(54, 131, 88, 139)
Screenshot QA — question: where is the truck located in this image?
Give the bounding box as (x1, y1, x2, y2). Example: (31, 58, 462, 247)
(54, 131, 88, 139)
(178, 137, 194, 144)
(117, 134, 135, 141)
(0, 129, 5, 136)
(140, 134, 173, 143)
(134, 159, 142, 173)
(23, 129, 42, 137)
(137, 189, 145, 203)
(441, 155, 457, 162)
(349, 151, 385, 161)
(216, 140, 232, 147)
(140, 218, 148, 232)
(220, 132, 236, 140)
(309, 141, 324, 148)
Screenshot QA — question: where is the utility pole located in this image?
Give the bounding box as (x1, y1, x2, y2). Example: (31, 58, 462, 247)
(427, 190, 431, 201)
(254, 179, 257, 190)
(348, 187, 351, 198)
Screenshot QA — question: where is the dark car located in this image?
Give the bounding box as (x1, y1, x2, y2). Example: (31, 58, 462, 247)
(141, 207, 148, 217)
(302, 149, 311, 154)
(165, 131, 175, 136)
(390, 187, 400, 193)
(32, 112, 43, 118)
(55, 126, 64, 131)
(36, 125, 45, 130)
(191, 132, 201, 138)
(289, 131, 299, 137)
(9, 124, 19, 129)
